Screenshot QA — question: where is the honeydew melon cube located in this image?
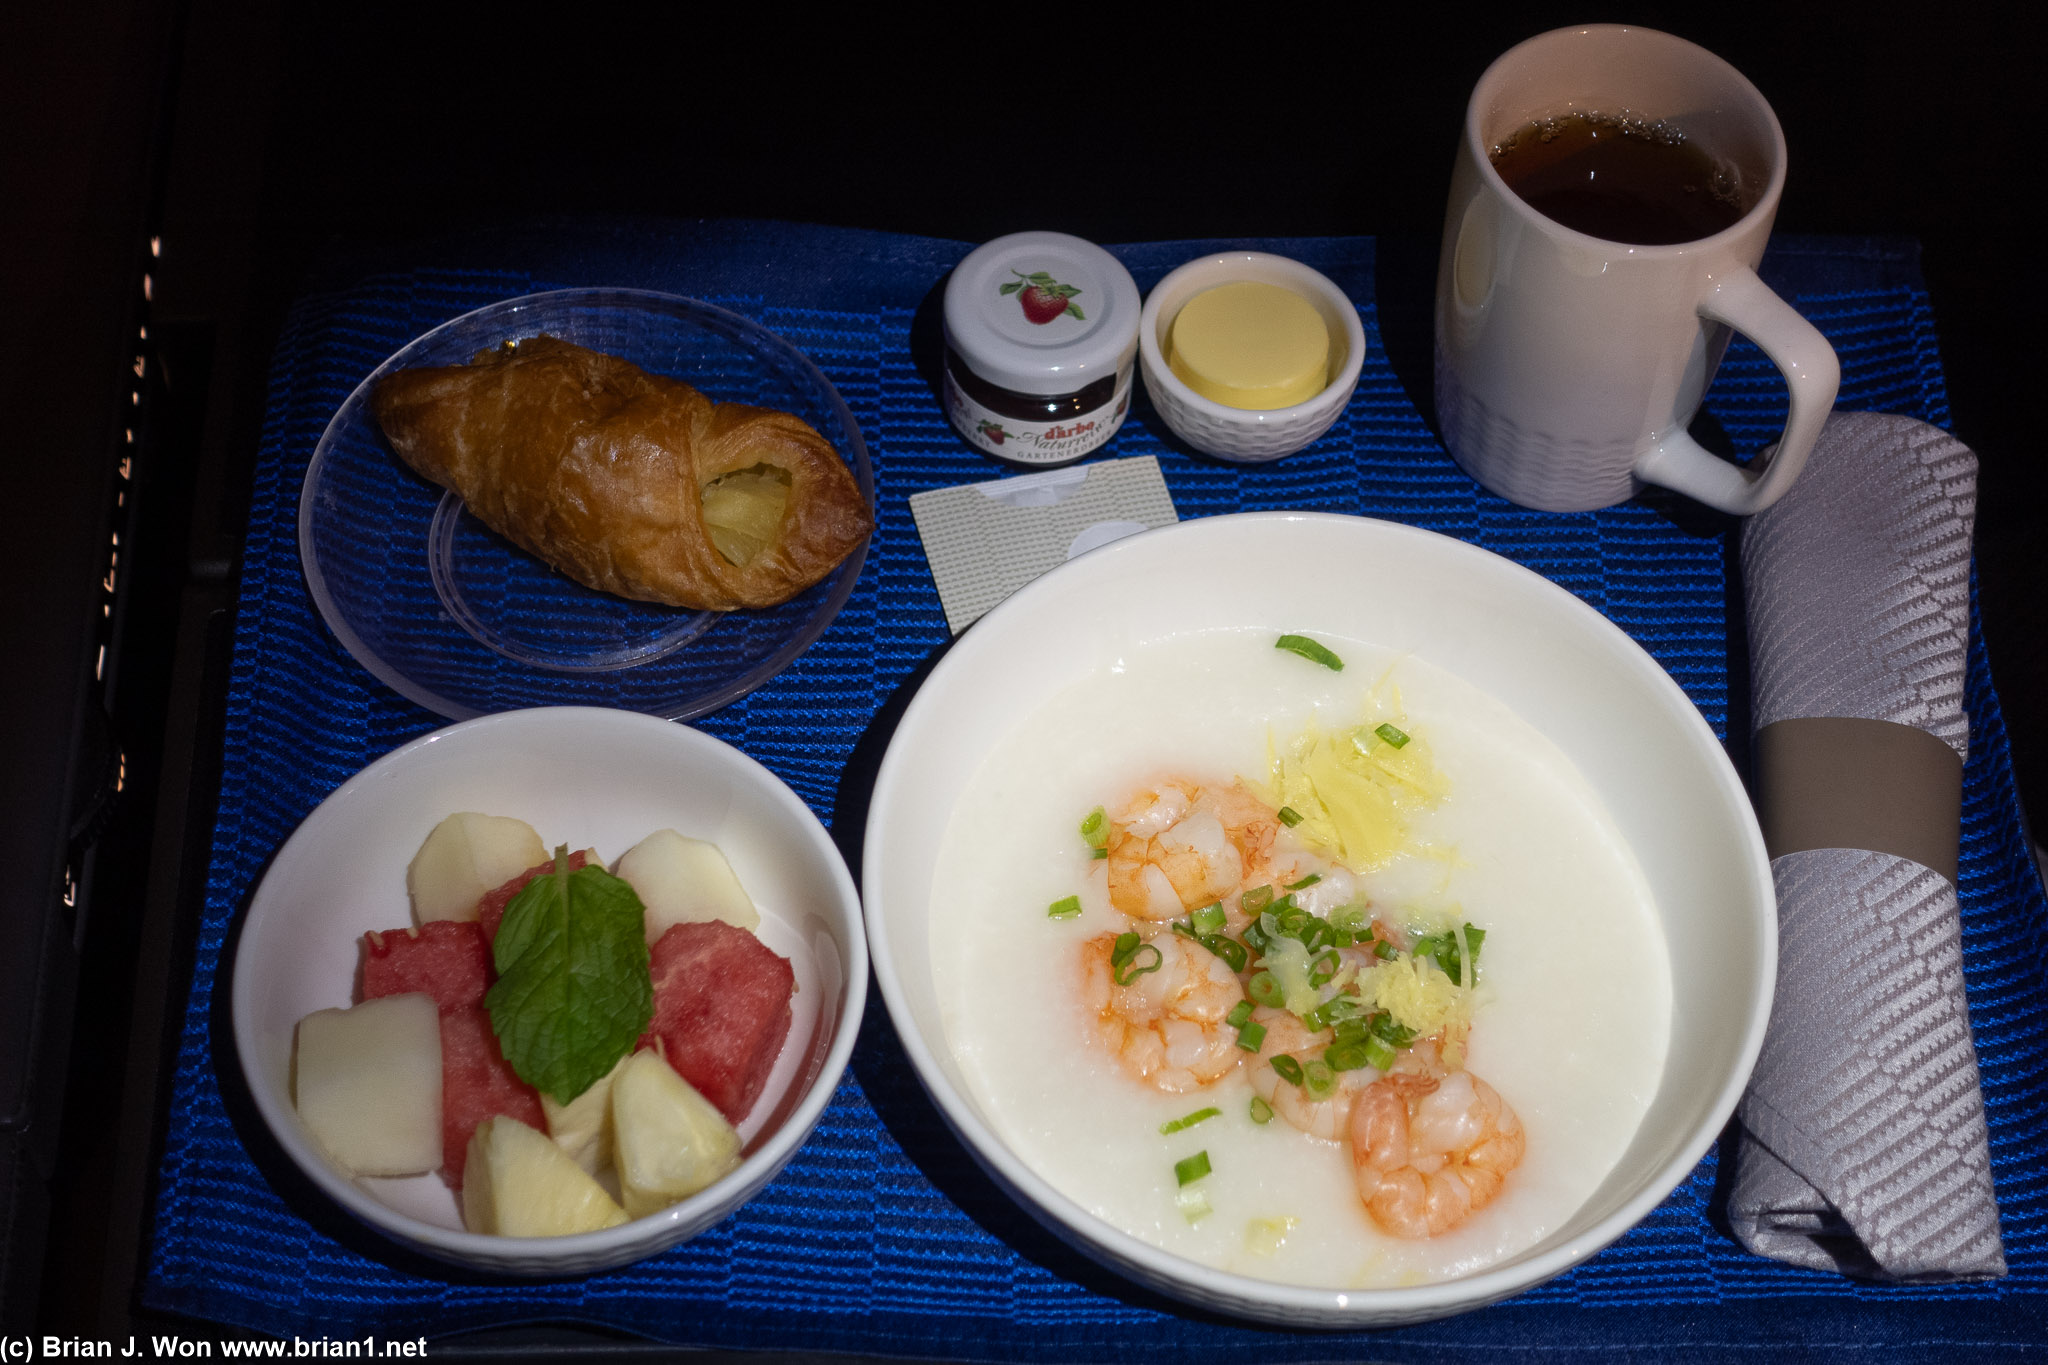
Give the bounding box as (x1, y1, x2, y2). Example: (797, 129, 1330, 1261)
(616, 829, 760, 940)
(293, 992, 442, 1177)
(461, 1115, 630, 1237)
(611, 1049, 742, 1218)
(407, 812, 546, 924)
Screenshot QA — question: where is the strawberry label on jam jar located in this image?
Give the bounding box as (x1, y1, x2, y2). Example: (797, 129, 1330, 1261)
(1001, 270, 1086, 324)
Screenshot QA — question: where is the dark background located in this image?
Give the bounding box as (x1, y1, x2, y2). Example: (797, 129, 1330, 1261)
(3, 0, 2038, 1346)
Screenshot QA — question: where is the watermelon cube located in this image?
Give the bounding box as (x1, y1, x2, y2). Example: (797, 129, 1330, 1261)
(359, 920, 490, 1014)
(438, 1006, 544, 1187)
(638, 920, 793, 1125)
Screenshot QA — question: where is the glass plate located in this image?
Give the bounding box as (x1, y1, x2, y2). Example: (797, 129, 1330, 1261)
(299, 288, 873, 720)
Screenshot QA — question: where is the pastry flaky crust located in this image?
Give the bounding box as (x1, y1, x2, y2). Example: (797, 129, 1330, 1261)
(371, 335, 870, 611)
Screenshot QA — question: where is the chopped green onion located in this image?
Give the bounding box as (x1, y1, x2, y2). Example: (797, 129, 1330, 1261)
(1111, 930, 1163, 984)
(1369, 1013, 1419, 1047)
(1191, 902, 1226, 936)
(1091, 847, 1108, 860)
(1412, 932, 1451, 981)
(1374, 722, 1411, 749)
(1331, 1013, 1370, 1044)
(1241, 885, 1274, 914)
(1325, 1038, 1375, 1071)
(1113, 943, 1163, 986)
(1225, 1000, 1255, 1029)
(1277, 806, 1304, 827)
(1248, 971, 1285, 1008)
(1079, 805, 1110, 849)
(1362, 1035, 1398, 1071)
(1047, 895, 1082, 920)
(1273, 903, 1310, 938)
(1284, 873, 1322, 891)
(1305, 995, 1360, 1032)
(1329, 904, 1368, 934)
(1204, 935, 1249, 974)
(1373, 938, 1399, 960)
(1463, 924, 1488, 960)
(1160, 1106, 1220, 1135)
(1240, 920, 1270, 955)
(1175, 1186, 1212, 1222)
(1174, 1151, 1212, 1186)
(1276, 634, 1344, 671)
(1234, 1019, 1267, 1052)
(1249, 1096, 1274, 1124)
(1308, 949, 1341, 989)
(1270, 1055, 1305, 1086)
(1412, 922, 1485, 986)
(1302, 1059, 1336, 1097)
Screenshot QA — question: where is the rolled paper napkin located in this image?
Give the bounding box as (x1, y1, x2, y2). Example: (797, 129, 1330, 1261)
(1728, 409, 2004, 1279)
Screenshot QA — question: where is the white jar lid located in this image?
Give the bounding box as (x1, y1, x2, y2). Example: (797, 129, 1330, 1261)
(943, 231, 1141, 396)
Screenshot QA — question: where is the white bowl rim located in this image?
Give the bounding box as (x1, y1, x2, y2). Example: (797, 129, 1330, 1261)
(230, 705, 869, 1265)
(1137, 252, 1370, 426)
(863, 510, 1774, 1319)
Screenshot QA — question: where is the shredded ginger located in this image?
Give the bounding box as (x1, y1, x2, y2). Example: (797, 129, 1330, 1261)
(1253, 693, 1450, 870)
(1360, 955, 1472, 1042)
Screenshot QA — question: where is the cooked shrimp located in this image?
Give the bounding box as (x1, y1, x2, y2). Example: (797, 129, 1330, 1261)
(1349, 1067, 1524, 1239)
(1105, 780, 1281, 920)
(1117, 783, 1192, 837)
(1080, 930, 1246, 1092)
(1245, 1007, 1379, 1142)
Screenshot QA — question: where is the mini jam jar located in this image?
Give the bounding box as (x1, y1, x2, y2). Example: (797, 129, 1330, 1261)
(942, 230, 1141, 467)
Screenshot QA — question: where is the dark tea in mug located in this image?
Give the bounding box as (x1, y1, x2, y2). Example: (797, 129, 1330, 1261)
(1490, 112, 1747, 245)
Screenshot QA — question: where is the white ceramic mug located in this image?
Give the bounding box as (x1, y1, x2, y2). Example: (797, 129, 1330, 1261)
(1434, 25, 1839, 514)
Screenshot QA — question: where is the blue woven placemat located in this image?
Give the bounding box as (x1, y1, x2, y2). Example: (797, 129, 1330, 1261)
(143, 222, 2048, 1358)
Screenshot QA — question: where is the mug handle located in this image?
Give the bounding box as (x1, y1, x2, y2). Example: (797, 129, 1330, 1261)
(1632, 266, 1840, 516)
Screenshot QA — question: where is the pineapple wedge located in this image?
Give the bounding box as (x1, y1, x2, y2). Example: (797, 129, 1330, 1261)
(540, 1054, 629, 1175)
(611, 1049, 742, 1218)
(616, 829, 760, 940)
(462, 1116, 630, 1237)
(407, 812, 546, 924)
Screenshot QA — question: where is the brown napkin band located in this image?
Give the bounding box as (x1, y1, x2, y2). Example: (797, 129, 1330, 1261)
(1754, 716, 1963, 882)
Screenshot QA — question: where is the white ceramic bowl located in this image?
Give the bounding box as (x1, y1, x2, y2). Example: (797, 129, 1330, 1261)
(231, 707, 865, 1275)
(863, 512, 1773, 1327)
(1137, 252, 1368, 462)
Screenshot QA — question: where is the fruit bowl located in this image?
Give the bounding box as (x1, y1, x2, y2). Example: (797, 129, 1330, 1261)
(229, 707, 865, 1275)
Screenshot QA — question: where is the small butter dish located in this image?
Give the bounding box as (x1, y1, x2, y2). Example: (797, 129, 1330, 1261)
(1138, 252, 1366, 463)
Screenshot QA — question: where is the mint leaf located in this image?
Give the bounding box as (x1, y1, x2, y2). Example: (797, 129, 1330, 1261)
(486, 846, 653, 1104)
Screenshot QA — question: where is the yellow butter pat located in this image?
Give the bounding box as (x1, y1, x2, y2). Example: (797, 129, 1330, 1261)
(1167, 281, 1330, 410)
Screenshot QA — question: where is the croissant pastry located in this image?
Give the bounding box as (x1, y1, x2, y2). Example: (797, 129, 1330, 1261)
(371, 335, 870, 611)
